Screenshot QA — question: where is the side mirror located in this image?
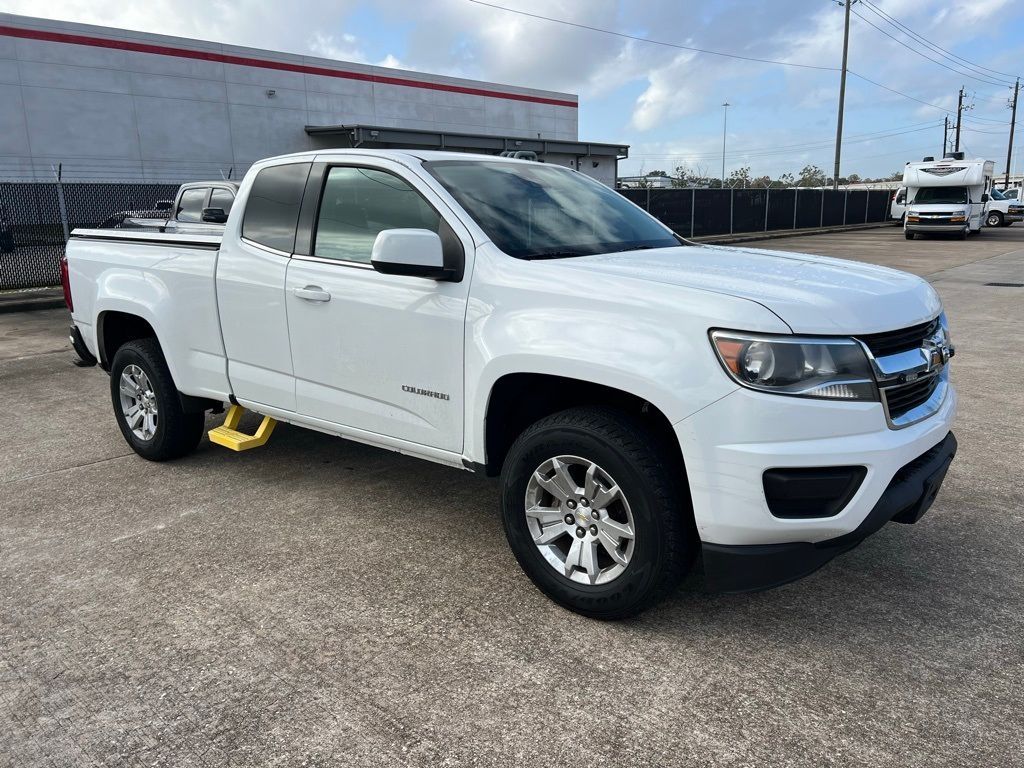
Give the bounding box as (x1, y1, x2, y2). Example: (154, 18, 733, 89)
(981, 193, 989, 203)
(154, 200, 173, 211)
(371, 229, 452, 280)
(201, 207, 228, 224)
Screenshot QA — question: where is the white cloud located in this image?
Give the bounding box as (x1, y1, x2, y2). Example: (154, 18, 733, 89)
(629, 52, 702, 131)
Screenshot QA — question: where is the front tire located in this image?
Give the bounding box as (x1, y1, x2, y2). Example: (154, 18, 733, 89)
(109, 338, 204, 461)
(905, 230, 915, 240)
(500, 407, 696, 619)
(987, 211, 1003, 228)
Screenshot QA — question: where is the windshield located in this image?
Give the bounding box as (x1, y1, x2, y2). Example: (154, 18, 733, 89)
(424, 160, 681, 259)
(913, 186, 968, 205)
(990, 187, 1006, 200)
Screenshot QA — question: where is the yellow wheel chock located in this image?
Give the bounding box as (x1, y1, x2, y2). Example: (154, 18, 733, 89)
(207, 404, 277, 451)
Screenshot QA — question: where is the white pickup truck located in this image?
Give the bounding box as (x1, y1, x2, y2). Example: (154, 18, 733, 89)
(63, 150, 958, 618)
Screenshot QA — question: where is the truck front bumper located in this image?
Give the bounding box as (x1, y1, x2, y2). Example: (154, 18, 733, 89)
(674, 383, 957, 592)
(905, 223, 966, 233)
(702, 432, 956, 591)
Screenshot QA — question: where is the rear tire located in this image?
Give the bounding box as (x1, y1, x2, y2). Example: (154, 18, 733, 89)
(500, 407, 696, 619)
(109, 338, 204, 461)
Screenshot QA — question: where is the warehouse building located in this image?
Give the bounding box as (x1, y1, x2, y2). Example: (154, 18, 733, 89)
(0, 13, 627, 185)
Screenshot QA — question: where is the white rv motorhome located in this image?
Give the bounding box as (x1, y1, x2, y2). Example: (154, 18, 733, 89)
(903, 153, 994, 240)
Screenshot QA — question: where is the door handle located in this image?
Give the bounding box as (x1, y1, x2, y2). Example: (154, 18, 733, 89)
(294, 285, 331, 302)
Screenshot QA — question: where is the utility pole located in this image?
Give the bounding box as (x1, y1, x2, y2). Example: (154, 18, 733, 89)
(832, 0, 853, 190)
(721, 102, 730, 188)
(954, 87, 965, 152)
(1006, 78, 1020, 188)
(943, 115, 949, 155)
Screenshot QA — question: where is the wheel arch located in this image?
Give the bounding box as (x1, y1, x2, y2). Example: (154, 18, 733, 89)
(97, 309, 159, 370)
(98, 310, 217, 413)
(480, 372, 687, 485)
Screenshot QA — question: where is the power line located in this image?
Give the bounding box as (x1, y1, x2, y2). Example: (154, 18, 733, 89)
(859, 0, 1020, 81)
(467, 0, 1001, 152)
(971, 90, 1015, 102)
(962, 124, 1021, 136)
(465, 0, 838, 71)
(962, 113, 1009, 124)
(846, 71, 950, 111)
(850, 8, 1013, 87)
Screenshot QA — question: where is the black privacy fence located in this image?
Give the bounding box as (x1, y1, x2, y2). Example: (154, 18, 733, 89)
(618, 187, 893, 238)
(1, 180, 894, 291)
(0, 182, 179, 290)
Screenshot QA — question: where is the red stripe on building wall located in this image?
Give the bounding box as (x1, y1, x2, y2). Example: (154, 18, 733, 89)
(0, 24, 579, 108)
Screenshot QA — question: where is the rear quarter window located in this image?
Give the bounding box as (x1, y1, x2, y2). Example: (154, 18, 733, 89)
(210, 187, 236, 214)
(242, 163, 311, 252)
(176, 188, 208, 223)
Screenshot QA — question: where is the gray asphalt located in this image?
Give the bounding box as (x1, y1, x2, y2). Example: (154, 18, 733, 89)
(2, 226, 1023, 767)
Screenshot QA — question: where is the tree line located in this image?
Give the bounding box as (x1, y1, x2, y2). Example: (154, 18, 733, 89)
(633, 165, 904, 188)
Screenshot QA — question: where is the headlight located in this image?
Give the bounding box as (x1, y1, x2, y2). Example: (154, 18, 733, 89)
(710, 330, 877, 400)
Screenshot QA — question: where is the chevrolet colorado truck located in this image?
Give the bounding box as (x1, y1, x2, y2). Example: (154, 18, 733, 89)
(63, 150, 958, 619)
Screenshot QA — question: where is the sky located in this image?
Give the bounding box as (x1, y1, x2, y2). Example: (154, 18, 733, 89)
(6, 0, 1024, 180)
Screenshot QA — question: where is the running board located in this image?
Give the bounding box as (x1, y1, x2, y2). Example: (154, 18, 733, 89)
(207, 404, 276, 451)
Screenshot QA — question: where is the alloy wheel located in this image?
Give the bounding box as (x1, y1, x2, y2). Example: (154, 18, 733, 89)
(524, 455, 636, 585)
(119, 364, 158, 441)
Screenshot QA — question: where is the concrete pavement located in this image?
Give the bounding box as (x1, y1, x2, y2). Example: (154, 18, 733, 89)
(2, 225, 1023, 767)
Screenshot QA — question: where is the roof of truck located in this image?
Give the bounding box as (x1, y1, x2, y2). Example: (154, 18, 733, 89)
(254, 148, 544, 166)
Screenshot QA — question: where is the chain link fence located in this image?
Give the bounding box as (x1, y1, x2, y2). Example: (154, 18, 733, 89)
(0, 181, 179, 290)
(618, 187, 894, 239)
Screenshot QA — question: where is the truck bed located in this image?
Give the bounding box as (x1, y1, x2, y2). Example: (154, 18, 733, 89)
(67, 228, 230, 401)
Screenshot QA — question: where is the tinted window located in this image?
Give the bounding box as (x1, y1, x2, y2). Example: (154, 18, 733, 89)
(210, 187, 235, 214)
(314, 167, 441, 263)
(424, 160, 678, 259)
(242, 163, 311, 252)
(176, 188, 207, 223)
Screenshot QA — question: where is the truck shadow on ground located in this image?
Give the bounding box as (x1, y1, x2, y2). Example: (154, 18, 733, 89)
(187, 413, 995, 658)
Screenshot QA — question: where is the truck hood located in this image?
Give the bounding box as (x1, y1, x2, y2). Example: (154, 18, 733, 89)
(558, 244, 940, 334)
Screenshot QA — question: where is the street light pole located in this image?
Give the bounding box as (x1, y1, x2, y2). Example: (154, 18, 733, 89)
(721, 101, 730, 187)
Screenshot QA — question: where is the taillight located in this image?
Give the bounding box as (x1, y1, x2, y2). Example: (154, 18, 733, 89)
(60, 255, 73, 311)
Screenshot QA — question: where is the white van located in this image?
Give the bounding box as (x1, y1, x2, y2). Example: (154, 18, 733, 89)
(986, 186, 1024, 227)
(903, 153, 994, 240)
(891, 187, 908, 221)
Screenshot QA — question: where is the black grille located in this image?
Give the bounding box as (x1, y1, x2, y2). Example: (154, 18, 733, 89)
(857, 317, 939, 357)
(884, 375, 940, 420)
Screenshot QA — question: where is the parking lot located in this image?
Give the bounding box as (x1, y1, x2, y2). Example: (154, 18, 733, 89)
(2, 225, 1022, 767)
